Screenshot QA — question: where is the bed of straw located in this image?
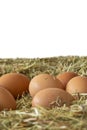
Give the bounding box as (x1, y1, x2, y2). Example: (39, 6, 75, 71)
(0, 56, 87, 130)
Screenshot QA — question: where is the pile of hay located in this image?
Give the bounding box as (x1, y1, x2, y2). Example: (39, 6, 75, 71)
(0, 56, 87, 130)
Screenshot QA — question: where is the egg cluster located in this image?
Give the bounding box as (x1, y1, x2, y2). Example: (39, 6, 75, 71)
(0, 71, 87, 111)
(29, 72, 87, 108)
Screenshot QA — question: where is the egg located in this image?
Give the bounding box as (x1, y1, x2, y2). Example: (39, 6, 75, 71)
(0, 86, 16, 111)
(66, 76, 87, 94)
(56, 72, 78, 89)
(32, 88, 74, 108)
(29, 73, 64, 97)
(0, 73, 30, 98)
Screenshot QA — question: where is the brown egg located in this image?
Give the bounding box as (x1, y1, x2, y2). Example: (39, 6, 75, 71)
(29, 73, 64, 97)
(0, 73, 30, 98)
(66, 76, 87, 94)
(0, 86, 16, 111)
(56, 72, 78, 89)
(32, 88, 74, 108)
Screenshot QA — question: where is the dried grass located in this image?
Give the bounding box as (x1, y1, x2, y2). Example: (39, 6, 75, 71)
(0, 56, 87, 130)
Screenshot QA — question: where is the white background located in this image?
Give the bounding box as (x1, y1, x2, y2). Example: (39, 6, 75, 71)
(0, 0, 87, 58)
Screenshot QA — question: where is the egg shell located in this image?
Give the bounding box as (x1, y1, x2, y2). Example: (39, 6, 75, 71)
(66, 76, 87, 94)
(0, 73, 30, 98)
(32, 88, 74, 108)
(29, 73, 64, 97)
(0, 86, 16, 111)
(56, 72, 78, 89)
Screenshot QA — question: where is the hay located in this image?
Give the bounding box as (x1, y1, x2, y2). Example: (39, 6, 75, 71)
(0, 56, 87, 130)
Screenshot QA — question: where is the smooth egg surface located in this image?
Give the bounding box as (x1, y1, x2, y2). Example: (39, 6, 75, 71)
(32, 88, 74, 108)
(0, 86, 16, 111)
(0, 73, 30, 98)
(29, 73, 64, 97)
(66, 76, 87, 94)
(56, 72, 78, 89)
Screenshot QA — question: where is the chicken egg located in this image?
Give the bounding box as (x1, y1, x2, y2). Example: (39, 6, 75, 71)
(56, 72, 78, 89)
(0, 86, 16, 111)
(0, 73, 30, 98)
(29, 73, 64, 97)
(32, 88, 74, 108)
(66, 76, 87, 94)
